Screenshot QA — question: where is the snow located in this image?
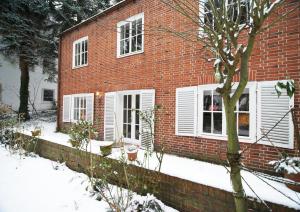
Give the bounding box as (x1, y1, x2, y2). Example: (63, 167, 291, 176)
(17, 121, 300, 210)
(0, 146, 177, 212)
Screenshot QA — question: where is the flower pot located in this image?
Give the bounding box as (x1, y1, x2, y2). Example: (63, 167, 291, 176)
(127, 151, 138, 161)
(31, 129, 41, 137)
(99, 141, 113, 156)
(284, 172, 300, 192)
(126, 145, 138, 161)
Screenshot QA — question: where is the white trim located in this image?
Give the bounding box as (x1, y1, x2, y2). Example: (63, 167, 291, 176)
(72, 36, 88, 69)
(117, 13, 144, 58)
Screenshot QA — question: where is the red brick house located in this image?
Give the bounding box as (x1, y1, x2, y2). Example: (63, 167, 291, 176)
(57, 0, 300, 172)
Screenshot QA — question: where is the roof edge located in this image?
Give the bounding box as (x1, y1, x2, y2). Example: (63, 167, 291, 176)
(59, 0, 133, 37)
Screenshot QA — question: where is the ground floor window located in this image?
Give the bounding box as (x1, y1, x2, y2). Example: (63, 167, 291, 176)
(62, 93, 94, 123)
(73, 96, 87, 121)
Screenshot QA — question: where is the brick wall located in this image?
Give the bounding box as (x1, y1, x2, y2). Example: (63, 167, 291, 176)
(58, 0, 300, 173)
(22, 135, 298, 212)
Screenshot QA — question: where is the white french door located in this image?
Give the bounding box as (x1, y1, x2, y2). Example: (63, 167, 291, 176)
(123, 94, 141, 143)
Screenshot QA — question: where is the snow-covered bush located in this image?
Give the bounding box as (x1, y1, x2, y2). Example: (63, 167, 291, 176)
(269, 157, 300, 174)
(68, 120, 95, 150)
(127, 194, 164, 212)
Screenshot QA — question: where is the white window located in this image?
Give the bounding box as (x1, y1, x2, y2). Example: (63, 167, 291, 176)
(62, 93, 94, 123)
(198, 83, 256, 139)
(117, 13, 144, 58)
(200, 0, 251, 28)
(73, 96, 87, 121)
(176, 81, 294, 148)
(42, 89, 54, 102)
(72, 36, 88, 68)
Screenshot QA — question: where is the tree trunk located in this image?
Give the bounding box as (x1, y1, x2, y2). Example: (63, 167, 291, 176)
(18, 56, 30, 120)
(225, 103, 247, 212)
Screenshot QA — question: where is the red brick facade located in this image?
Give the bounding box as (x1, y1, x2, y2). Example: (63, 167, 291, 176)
(58, 0, 300, 173)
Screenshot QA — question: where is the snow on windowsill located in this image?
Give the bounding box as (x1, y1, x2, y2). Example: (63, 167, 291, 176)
(17, 121, 300, 210)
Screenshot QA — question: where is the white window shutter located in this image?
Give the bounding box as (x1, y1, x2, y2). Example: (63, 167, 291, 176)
(176, 86, 197, 136)
(257, 81, 294, 148)
(63, 95, 72, 122)
(104, 92, 116, 141)
(141, 89, 155, 150)
(86, 94, 94, 123)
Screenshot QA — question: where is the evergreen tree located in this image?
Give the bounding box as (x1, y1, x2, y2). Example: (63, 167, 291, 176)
(0, 0, 110, 120)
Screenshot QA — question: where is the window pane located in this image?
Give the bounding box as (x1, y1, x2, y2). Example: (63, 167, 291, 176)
(135, 110, 139, 124)
(123, 124, 127, 137)
(120, 25, 125, 39)
(238, 113, 249, 136)
(213, 94, 222, 111)
(131, 36, 137, 52)
(128, 110, 132, 122)
(124, 95, 127, 108)
(125, 23, 130, 38)
(84, 52, 88, 64)
(135, 125, 139, 140)
(43, 89, 54, 101)
(127, 124, 131, 138)
(213, 113, 222, 134)
(137, 18, 142, 34)
(124, 39, 130, 54)
(137, 35, 142, 51)
(74, 109, 79, 120)
(120, 40, 125, 55)
(123, 109, 127, 123)
(203, 112, 211, 133)
(128, 95, 132, 108)
(136, 94, 140, 109)
(80, 108, 86, 120)
(132, 20, 137, 36)
(239, 93, 249, 111)
(85, 40, 88, 52)
(203, 91, 212, 111)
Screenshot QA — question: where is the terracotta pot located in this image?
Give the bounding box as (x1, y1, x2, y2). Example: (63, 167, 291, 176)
(285, 172, 300, 192)
(31, 129, 41, 137)
(127, 151, 138, 161)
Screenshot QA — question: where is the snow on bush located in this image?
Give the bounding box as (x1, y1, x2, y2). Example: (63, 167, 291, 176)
(269, 157, 300, 174)
(127, 194, 165, 212)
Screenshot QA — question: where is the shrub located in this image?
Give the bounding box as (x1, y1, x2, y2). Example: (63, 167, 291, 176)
(68, 120, 95, 150)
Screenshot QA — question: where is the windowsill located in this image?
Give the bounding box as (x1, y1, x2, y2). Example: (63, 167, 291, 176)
(72, 64, 88, 70)
(117, 50, 144, 59)
(199, 133, 253, 143)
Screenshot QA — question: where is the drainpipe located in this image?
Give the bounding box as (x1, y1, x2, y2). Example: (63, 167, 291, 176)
(56, 36, 62, 131)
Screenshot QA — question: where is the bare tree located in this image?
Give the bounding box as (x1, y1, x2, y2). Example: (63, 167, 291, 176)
(159, 0, 297, 211)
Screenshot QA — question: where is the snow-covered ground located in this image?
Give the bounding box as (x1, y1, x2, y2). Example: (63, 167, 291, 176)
(0, 146, 177, 212)
(18, 120, 300, 210)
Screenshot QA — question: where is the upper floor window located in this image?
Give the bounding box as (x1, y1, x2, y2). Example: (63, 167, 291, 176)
(117, 13, 144, 58)
(72, 36, 88, 68)
(202, 0, 250, 28)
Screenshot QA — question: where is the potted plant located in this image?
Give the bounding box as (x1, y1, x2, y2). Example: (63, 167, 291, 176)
(99, 141, 114, 156)
(269, 156, 300, 192)
(126, 145, 138, 161)
(31, 127, 41, 137)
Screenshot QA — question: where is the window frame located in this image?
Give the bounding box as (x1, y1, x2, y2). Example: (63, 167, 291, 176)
(42, 89, 55, 102)
(72, 36, 88, 69)
(70, 93, 92, 122)
(199, 0, 251, 35)
(117, 13, 144, 58)
(198, 82, 256, 142)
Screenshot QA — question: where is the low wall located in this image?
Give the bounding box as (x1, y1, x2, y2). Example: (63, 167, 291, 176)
(21, 135, 297, 212)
